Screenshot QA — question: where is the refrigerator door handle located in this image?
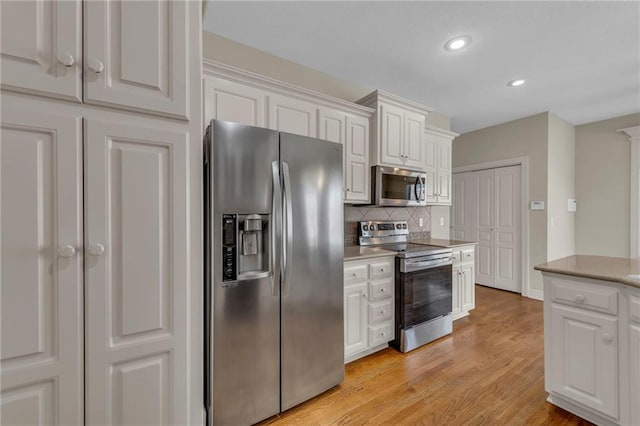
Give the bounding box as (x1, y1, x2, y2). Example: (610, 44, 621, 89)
(281, 161, 294, 295)
(271, 161, 282, 296)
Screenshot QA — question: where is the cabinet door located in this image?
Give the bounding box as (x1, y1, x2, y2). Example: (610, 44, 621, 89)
(84, 0, 189, 119)
(344, 283, 368, 357)
(345, 115, 370, 203)
(424, 137, 437, 203)
(452, 267, 462, 317)
(550, 304, 618, 419)
(379, 104, 405, 167)
(631, 324, 640, 426)
(461, 263, 475, 312)
(436, 138, 452, 204)
(0, 0, 81, 101)
(85, 119, 190, 425)
(203, 77, 266, 127)
(267, 94, 317, 137)
(1, 108, 83, 425)
(404, 112, 424, 170)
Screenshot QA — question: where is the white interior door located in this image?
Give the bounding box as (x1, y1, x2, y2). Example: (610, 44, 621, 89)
(84, 119, 189, 425)
(493, 166, 521, 292)
(0, 0, 82, 101)
(84, 0, 189, 119)
(1, 108, 83, 425)
(470, 169, 495, 287)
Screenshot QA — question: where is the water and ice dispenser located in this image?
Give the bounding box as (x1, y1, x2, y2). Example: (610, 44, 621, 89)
(221, 213, 270, 284)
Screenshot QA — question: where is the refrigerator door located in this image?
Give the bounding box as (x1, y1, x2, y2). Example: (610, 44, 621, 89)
(207, 120, 281, 425)
(280, 133, 345, 411)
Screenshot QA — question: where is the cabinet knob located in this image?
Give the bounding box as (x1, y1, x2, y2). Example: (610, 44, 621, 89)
(380, 268, 385, 272)
(380, 288, 385, 293)
(57, 245, 76, 258)
(57, 52, 75, 67)
(603, 333, 613, 343)
(87, 243, 105, 256)
(575, 294, 585, 303)
(345, 188, 350, 192)
(362, 293, 367, 298)
(352, 272, 357, 277)
(380, 310, 386, 314)
(88, 58, 104, 74)
(381, 332, 386, 336)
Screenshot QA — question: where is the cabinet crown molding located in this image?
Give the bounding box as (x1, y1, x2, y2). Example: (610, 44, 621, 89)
(356, 89, 434, 116)
(425, 124, 459, 139)
(202, 59, 375, 117)
(618, 125, 640, 141)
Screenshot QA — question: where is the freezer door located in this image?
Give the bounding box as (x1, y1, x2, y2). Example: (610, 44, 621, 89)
(280, 133, 345, 411)
(207, 120, 280, 425)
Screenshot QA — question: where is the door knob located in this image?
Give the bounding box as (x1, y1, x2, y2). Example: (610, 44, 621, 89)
(88, 59, 104, 74)
(57, 245, 76, 258)
(87, 243, 105, 256)
(57, 52, 75, 67)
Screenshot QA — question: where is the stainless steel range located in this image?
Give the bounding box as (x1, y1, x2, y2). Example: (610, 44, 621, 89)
(359, 220, 454, 352)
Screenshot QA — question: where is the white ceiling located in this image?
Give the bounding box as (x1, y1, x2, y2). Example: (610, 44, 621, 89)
(204, 1, 640, 133)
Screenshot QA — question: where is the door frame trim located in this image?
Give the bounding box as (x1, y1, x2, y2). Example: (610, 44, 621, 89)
(453, 157, 536, 300)
(618, 126, 640, 258)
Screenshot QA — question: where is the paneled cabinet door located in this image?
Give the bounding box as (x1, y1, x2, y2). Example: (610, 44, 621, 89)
(424, 138, 438, 203)
(204, 77, 266, 127)
(550, 304, 619, 420)
(345, 115, 370, 202)
(436, 138, 452, 204)
(461, 263, 475, 312)
(84, 0, 189, 119)
(404, 111, 424, 170)
(268, 94, 317, 137)
(379, 104, 405, 167)
(0, 0, 81, 101)
(452, 267, 462, 317)
(344, 283, 368, 357)
(1, 108, 83, 425)
(631, 324, 640, 425)
(84, 119, 189, 425)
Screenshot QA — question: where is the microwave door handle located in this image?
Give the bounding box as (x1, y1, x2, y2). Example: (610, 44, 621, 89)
(414, 176, 420, 201)
(271, 161, 281, 296)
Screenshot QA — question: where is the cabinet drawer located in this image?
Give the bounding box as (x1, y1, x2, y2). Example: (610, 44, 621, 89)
(550, 277, 618, 315)
(344, 264, 368, 283)
(369, 278, 393, 301)
(369, 260, 393, 278)
(369, 322, 393, 347)
(369, 300, 393, 324)
(462, 249, 475, 263)
(631, 295, 640, 324)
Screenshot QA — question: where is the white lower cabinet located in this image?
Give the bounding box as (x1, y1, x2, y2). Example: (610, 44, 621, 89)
(344, 257, 395, 363)
(452, 245, 476, 320)
(543, 273, 640, 425)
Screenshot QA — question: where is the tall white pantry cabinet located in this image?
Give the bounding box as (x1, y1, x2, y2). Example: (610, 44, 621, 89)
(0, 1, 203, 425)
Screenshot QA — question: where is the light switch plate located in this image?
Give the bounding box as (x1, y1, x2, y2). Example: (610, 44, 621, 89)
(568, 199, 577, 212)
(530, 201, 545, 210)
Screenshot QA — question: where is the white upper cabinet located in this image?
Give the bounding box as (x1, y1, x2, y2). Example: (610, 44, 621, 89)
(357, 90, 430, 170)
(84, 0, 189, 119)
(0, 0, 82, 101)
(424, 125, 458, 205)
(203, 61, 374, 204)
(1, 108, 83, 425)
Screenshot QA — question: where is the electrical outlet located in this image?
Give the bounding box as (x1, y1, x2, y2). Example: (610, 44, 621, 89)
(418, 217, 424, 227)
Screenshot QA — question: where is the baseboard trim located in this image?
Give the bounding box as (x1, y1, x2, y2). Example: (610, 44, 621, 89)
(525, 288, 544, 301)
(546, 393, 620, 426)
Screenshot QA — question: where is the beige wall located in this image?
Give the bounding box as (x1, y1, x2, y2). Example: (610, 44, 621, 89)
(575, 113, 640, 257)
(453, 112, 549, 293)
(547, 113, 576, 261)
(202, 32, 451, 129)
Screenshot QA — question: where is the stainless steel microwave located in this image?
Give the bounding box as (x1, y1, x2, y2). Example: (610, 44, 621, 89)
(372, 166, 426, 207)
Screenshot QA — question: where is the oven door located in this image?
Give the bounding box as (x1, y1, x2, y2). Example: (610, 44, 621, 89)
(397, 263, 452, 329)
(374, 166, 426, 207)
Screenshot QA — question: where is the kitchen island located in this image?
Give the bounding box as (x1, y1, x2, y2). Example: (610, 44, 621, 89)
(534, 255, 640, 426)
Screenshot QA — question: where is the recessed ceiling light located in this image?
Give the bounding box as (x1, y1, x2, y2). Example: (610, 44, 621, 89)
(507, 79, 526, 87)
(444, 35, 472, 52)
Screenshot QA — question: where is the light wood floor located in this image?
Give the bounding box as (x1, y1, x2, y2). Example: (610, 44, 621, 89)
(261, 285, 592, 425)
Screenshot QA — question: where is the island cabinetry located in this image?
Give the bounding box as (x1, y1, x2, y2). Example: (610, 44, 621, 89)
(344, 256, 395, 363)
(630, 293, 640, 426)
(203, 61, 374, 203)
(356, 90, 431, 170)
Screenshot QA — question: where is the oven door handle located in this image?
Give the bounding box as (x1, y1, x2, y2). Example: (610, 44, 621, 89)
(401, 256, 452, 273)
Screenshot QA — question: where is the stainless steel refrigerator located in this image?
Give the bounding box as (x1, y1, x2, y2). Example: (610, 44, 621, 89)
(204, 120, 344, 425)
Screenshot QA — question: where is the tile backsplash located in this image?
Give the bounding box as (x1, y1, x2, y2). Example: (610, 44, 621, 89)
(344, 205, 431, 245)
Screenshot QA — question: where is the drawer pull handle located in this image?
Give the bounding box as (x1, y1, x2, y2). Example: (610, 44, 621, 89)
(362, 294, 367, 298)
(603, 333, 613, 343)
(380, 310, 386, 314)
(381, 332, 386, 337)
(575, 294, 585, 303)
(380, 268, 385, 272)
(380, 288, 385, 293)
(352, 272, 357, 277)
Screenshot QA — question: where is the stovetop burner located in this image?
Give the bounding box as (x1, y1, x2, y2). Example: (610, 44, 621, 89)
(357, 220, 451, 258)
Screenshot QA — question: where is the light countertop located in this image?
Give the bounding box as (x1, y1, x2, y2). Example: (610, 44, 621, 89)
(344, 245, 396, 261)
(409, 238, 478, 248)
(534, 255, 640, 289)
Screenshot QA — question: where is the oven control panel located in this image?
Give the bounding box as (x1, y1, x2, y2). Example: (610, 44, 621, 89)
(359, 220, 409, 238)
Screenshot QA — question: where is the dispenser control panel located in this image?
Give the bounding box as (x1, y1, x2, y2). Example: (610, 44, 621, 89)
(222, 214, 236, 281)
